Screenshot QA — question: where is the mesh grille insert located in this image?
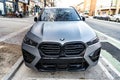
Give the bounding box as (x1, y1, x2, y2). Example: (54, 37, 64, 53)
(39, 42, 61, 55)
(64, 43, 85, 55)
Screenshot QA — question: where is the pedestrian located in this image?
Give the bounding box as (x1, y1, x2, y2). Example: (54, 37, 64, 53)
(19, 7, 23, 18)
(15, 11, 19, 17)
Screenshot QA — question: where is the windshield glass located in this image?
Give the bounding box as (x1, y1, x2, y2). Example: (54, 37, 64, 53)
(39, 8, 81, 21)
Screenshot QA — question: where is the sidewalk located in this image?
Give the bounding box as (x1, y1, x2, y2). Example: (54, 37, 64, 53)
(0, 15, 35, 19)
(0, 16, 35, 23)
(0, 16, 33, 39)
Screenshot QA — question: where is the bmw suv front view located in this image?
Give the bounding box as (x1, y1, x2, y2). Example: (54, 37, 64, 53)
(22, 7, 101, 71)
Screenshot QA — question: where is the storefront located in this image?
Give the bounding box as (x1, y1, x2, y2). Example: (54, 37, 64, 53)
(0, 0, 29, 16)
(5, 0, 14, 15)
(0, 0, 15, 16)
(29, 0, 35, 15)
(29, 0, 41, 16)
(18, 0, 29, 16)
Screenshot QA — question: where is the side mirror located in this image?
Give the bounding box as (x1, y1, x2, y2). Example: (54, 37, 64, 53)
(82, 16, 85, 21)
(34, 17, 38, 22)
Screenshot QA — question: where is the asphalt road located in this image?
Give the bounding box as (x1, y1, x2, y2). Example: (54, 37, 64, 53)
(86, 18, 120, 63)
(85, 18, 120, 41)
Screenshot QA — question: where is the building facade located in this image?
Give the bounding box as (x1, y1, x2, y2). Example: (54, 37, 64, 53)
(83, 0, 97, 16)
(40, 0, 54, 7)
(17, 0, 29, 16)
(0, 0, 5, 15)
(0, 0, 54, 16)
(95, 0, 120, 15)
(29, 0, 42, 16)
(0, 0, 29, 16)
(0, 0, 15, 16)
(75, 2, 84, 13)
(75, 0, 97, 16)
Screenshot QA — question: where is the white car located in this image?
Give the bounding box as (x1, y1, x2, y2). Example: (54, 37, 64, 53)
(109, 14, 120, 22)
(22, 7, 101, 71)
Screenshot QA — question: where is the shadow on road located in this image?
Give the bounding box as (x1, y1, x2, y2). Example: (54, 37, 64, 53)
(101, 42, 120, 62)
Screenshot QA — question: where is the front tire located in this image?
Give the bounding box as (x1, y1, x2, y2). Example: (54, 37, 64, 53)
(108, 18, 111, 21)
(116, 18, 119, 22)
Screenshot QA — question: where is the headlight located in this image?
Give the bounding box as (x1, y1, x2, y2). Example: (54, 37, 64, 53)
(87, 37, 99, 45)
(23, 36, 38, 47)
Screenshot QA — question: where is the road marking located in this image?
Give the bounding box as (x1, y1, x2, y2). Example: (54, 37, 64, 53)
(98, 62, 114, 80)
(0, 25, 31, 42)
(95, 30, 120, 49)
(95, 30, 120, 43)
(101, 55, 120, 77)
(95, 29, 120, 77)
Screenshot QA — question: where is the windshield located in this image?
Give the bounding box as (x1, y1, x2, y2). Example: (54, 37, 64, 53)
(39, 8, 81, 21)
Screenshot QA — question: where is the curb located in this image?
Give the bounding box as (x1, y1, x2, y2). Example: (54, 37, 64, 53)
(2, 57, 23, 80)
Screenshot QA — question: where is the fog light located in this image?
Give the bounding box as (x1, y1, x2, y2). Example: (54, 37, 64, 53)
(22, 49, 35, 63)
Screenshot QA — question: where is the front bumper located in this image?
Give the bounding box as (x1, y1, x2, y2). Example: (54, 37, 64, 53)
(22, 42, 101, 71)
(35, 57, 89, 71)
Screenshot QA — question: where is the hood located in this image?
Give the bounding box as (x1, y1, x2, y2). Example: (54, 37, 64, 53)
(31, 21, 96, 43)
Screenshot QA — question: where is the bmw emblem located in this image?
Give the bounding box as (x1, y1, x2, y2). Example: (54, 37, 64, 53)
(60, 38, 65, 41)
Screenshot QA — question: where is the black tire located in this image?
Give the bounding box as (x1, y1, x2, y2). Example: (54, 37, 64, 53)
(107, 18, 111, 21)
(116, 18, 119, 22)
(19, 14, 23, 18)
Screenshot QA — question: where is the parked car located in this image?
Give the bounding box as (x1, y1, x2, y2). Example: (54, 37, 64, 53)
(22, 7, 101, 71)
(94, 14, 109, 20)
(100, 14, 110, 20)
(93, 15, 102, 19)
(108, 14, 120, 22)
(83, 13, 89, 18)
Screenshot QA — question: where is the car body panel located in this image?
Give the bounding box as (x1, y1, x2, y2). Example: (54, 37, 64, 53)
(109, 14, 120, 21)
(31, 21, 96, 43)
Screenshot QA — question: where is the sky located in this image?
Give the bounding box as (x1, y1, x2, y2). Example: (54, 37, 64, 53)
(54, 0, 84, 7)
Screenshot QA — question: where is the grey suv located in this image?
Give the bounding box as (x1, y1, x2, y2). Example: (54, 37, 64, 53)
(22, 7, 101, 71)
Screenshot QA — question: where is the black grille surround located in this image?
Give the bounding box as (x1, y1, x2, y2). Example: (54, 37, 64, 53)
(38, 42, 86, 57)
(37, 42, 88, 71)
